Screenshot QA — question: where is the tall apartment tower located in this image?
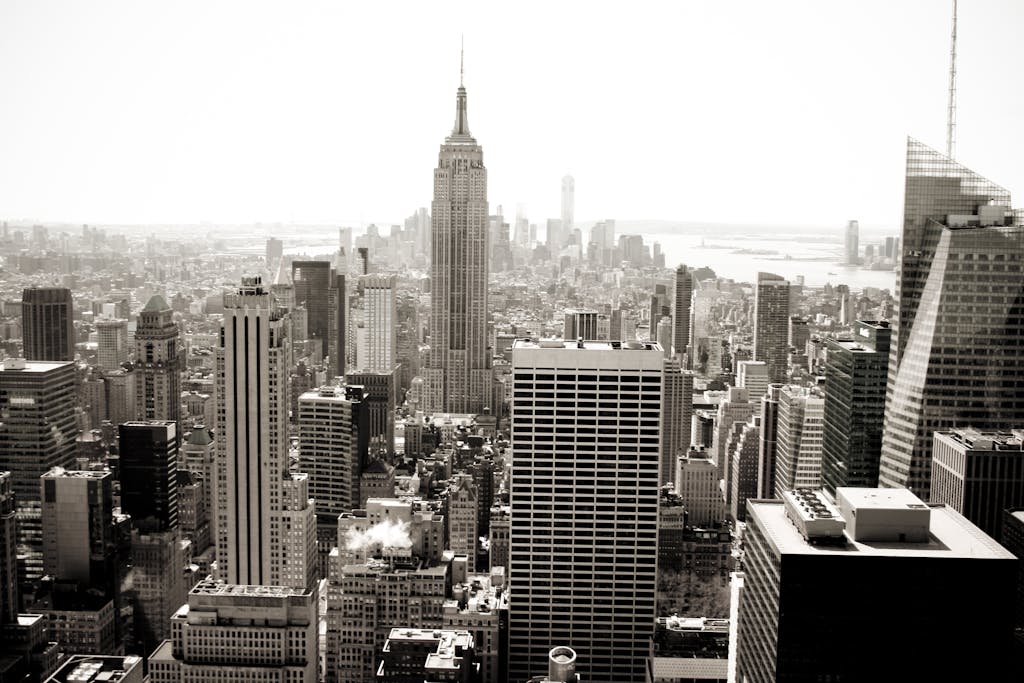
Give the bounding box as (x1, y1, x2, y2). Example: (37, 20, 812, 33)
(134, 295, 181, 422)
(148, 579, 318, 683)
(216, 276, 311, 588)
(509, 339, 661, 680)
(673, 265, 693, 360)
(880, 139, 1024, 499)
(774, 386, 825, 496)
(95, 318, 129, 372)
(21, 287, 74, 362)
(660, 358, 693, 485)
(736, 488, 1016, 681)
(822, 321, 891, 494)
(711, 387, 754, 481)
(423, 71, 492, 414)
(356, 274, 396, 373)
(844, 219, 859, 265)
(560, 175, 574, 241)
(753, 273, 791, 384)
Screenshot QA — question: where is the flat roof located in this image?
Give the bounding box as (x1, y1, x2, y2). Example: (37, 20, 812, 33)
(0, 360, 73, 373)
(512, 339, 662, 352)
(835, 487, 926, 510)
(749, 499, 1014, 559)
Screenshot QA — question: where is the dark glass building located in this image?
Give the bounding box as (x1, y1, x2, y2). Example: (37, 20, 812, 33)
(118, 421, 179, 532)
(21, 287, 74, 362)
(821, 320, 891, 494)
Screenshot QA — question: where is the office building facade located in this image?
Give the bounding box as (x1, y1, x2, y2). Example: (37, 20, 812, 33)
(21, 287, 74, 362)
(509, 339, 661, 680)
(752, 273, 790, 384)
(134, 294, 181, 422)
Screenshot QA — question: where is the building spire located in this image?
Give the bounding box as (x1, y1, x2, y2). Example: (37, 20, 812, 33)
(946, 0, 957, 158)
(449, 39, 472, 141)
(460, 34, 464, 87)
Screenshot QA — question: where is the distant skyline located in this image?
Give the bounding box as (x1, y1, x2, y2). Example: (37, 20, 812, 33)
(1, 0, 1022, 230)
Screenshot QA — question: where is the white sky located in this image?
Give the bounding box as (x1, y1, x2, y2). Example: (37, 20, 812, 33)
(1, 0, 1022, 231)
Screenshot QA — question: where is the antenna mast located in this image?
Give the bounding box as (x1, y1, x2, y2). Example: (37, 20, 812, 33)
(460, 35, 464, 87)
(946, 0, 957, 158)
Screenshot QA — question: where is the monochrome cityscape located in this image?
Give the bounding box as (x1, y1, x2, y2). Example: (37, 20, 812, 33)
(1, 2, 1023, 682)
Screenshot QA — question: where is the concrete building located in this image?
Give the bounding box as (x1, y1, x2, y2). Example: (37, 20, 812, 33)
(660, 358, 693, 486)
(356, 274, 396, 374)
(216, 276, 315, 589)
(423, 73, 492, 414)
(774, 386, 825, 496)
(21, 287, 74, 362)
(710, 387, 754, 481)
(488, 506, 509, 572)
(756, 385, 782, 499)
(562, 309, 598, 341)
(95, 318, 129, 372)
(672, 265, 693, 362)
(326, 557, 449, 683)
(736, 488, 1017, 681)
(346, 370, 398, 454)
(735, 360, 769, 403)
(148, 579, 318, 683)
(880, 139, 1024, 500)
(752, 273, 790, 384)
(134, 294, 181, 422)
(509, 339, 661, 680)
(448, 474, 479, 572)
(442, 567, 507, 683)
(179, 426, 214, 558)
(821, 321, 891, 494)
(648, 616, 728, 683)
(41, 469, 114, 592)
(931, 429, 1024, 542)
(676, 450, 724, 527)
(728, 418, 761, 523)
(128, 528, 188, 657)
(377, 628, 478, 683)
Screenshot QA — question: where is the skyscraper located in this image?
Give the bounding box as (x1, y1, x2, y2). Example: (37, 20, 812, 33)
(509, 339, 661, 680)
(561, 175, 574, 239)
(660, 358, 693, 486)
(423, 70, 491, 414)
(134, 294, 181, 422)
(40, 469, 115, 593)
(356, 274, 396, 374)
(673, 264, 693, 360)
(879, 139, 1024, 499)
(118, 421, 179, 532)
(215, 276, 312, 588)
(843, 219, 859, 265)
(95, 318, 129, 372)
(822, 321, 890, 494)
(774, 385, 825, 496)
(756, 384, 782, 499)
(753, 273, 791, 384)
(931, 428, 1024, 542)
(292, 260, 332, 358)
(0, 472, 17, 624)
(21, 287, 74, 362)
(736, 488, 1016, 681)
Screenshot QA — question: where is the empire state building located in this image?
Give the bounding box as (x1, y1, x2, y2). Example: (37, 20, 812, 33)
(423, 69, 491, 414)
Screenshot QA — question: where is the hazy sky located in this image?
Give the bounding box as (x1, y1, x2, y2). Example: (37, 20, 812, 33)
(1, 1, 1022, 231)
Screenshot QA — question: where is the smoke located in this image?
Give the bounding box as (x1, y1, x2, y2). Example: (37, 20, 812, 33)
(345, 519, 413, 552)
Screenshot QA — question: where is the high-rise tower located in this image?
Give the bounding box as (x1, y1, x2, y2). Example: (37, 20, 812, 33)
(509, 339, 661, 680)
(21, 287, 74, 362)
(561, 175, 574, 244)
(672, 265, 693, 360)
(753, 273, 791, 384)
(135, 295, 181, 422)
(215, 277, 307, 587)
(879, 139, 1024, 499)
(424, 66, 491, 414)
